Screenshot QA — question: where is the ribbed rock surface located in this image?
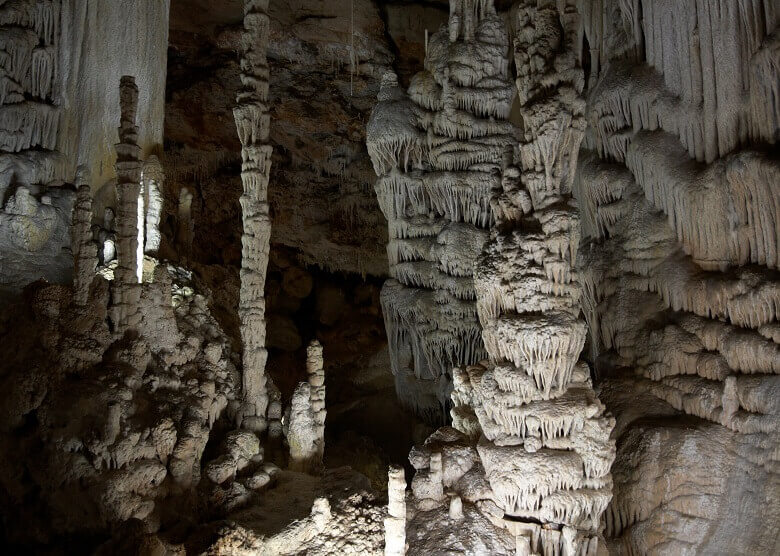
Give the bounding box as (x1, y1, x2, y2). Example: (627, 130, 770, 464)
(574, 1, 779, 553)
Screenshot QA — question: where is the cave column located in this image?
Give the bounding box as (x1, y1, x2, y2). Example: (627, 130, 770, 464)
(234, 0, 273, 433)
(467, 1, 616, 552)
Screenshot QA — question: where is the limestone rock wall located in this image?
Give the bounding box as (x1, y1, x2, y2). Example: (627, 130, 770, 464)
(574, 0, 780, 553)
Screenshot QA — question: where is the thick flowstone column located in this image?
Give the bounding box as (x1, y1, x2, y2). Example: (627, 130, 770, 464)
(465, 1, 616, 552)
(234, 0, 273, 433)
(367, 0, 515, 422)
(111, 76, 143, 333)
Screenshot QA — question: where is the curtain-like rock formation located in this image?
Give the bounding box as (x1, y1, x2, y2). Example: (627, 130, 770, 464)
(234, 0, 273, 434)
(574, 0, 779, 553)
(367, 0, 515, 422)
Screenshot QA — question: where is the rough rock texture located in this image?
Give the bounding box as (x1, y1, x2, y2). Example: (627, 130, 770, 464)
(367, 0, 515, 422)
(400, 3, 616, 554)
(0, 259, 239, 547)
(1, 1, 778, 555)
(574, 0, 780, 553)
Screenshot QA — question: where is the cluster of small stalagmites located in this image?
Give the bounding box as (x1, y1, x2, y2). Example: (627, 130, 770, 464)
(574, 0, 780, 439)
(366, 0, 514, 422)
(453, 1, 615, 551)
(0, 257, 241, 539)
(110, 76, 143, 333)
(286, 340, 327, 473)
(234, 0, 273, 433)
(71, 173, 97, 306)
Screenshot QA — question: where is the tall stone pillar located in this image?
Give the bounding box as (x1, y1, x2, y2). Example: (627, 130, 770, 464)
(111, 76, 143, 333)
(234, 0, 273, 432)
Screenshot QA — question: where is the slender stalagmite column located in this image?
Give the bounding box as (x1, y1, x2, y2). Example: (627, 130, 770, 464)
(71, 170, 97, 306)
(467, 1, 616, 552)
(385, 464, 407, 556)
(306, 340, 326, 462)
(234, 0, 273, 433)
(287, 340, 326, 472)
(112, 76, 143, 332)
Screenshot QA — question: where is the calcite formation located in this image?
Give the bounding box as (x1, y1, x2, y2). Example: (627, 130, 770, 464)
(71, 176, 97, 306)
(234, 0, 273, 433)
(0, 0, 168, 295)
(574, 0, 779, 552)
(0, 1, 778, 555)
(402, 2, 616, 554)
(110, 76, 144, 333)
(287, 340, 327, 472)
(367, 0, 515, 422)
(384, 464, 407, 556)
(141, 155, 164, 256)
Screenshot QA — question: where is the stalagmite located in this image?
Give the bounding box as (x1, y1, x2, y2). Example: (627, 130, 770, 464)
(111, 76, 143, 333)
(234, 0, 273, 433)
(384, 464, 407, 556)
(287, 340, 327, 473)
(71, 170, 97, 306)
(367, 0, 514, 421)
